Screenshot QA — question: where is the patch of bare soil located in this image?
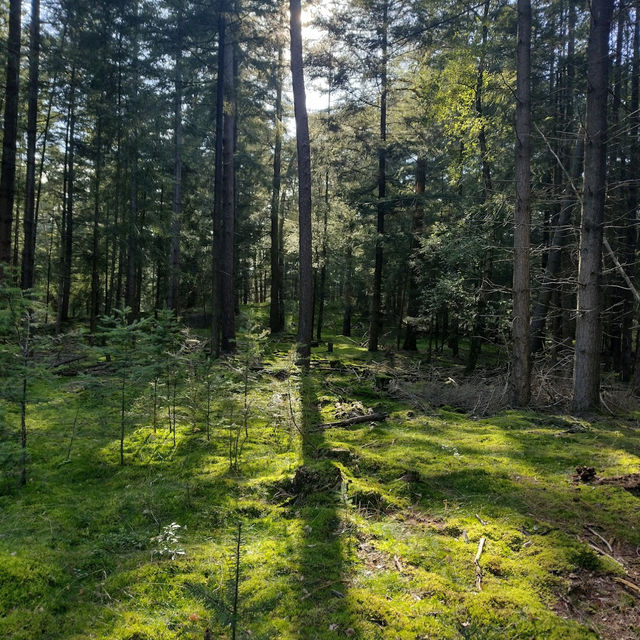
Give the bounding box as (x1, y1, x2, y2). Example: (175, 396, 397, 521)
(554, 569, 640, 640)
(554, 537, 640, 640)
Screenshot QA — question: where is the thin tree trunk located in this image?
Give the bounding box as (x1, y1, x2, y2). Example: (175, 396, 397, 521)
(57, 68, 76, 331)
(211, 5, 226, 356)
(290, 0, 313, 361)
(626, 0, 640, 384)
(316, 169, 329, 342)
(21, 0, 40, 290)
(221, 16, 236, 353)
(403, 157, 426, 351)
(368, 0, 389, 352)
(90, 116, 103, 336)
(342, 241, 353, 336)
(270, 44, 284, 333)
(0, 0, 21, 272)
(510, 0, 531, 406)
(125, 3, 139, 317)
(572, 0, 613, 413)
(466, 0, 493, 373)
(168, 12, 183, 312)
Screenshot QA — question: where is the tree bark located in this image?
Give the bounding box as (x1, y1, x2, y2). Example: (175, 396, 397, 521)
(21, 0, 40, 290)
(572, 0, 613, 413)
(466, 0, 493, 373)
(221, 15, 237, 353)
(270, 44, 284, 334)
(627, 0, 640, 385)
(0, 0, 21, 273)
(125, 2, 140, 317)
(168, 10, 183, 312)
(211, 5, 226, 356)
(368, 0, 389, 352)
(510, 0, 531, 406)
(402, 157, 426, 351)
(290, 0, 313, 361)
(90, 116, 103, 335)
(56, 68, 76, 331)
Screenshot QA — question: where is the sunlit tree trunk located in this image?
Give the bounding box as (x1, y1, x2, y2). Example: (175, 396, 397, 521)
(290, 0, 313, 360)
(368, 0, 388, 352)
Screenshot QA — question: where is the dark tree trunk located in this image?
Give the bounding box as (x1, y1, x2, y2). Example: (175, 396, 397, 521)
(21, 0, 40, 290)
(342, 242, 353, 337)
(402, 157, 426, 351)
(221, 18, 236, 353)
(270, 44, 284, 334)
(572, 0, 613, 413)
(0, 0, 21, 272)
(168, 12, 183, 312)
(90, 117, 103, 335)
(290, 0, 313, 360)
(57, 69, 76, 331)
(211, 6, 225, 356)
(316, 170, 329, 342)
(510, 0, 531, 406)
(125, 4, 139, 317)
(466, 0, 493, 374)
(368, 0, 388, 352)
(626, 1, 640, 384)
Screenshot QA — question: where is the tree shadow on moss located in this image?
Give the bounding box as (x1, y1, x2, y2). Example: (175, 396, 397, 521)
(293, 370, 355, 638)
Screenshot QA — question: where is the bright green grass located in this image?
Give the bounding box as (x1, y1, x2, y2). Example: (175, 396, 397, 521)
(0, 332, 639, 639)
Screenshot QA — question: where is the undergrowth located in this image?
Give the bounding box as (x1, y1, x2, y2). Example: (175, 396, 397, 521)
(0, 320, 639, 639)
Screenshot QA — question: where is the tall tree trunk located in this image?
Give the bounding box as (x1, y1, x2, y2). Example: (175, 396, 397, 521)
(168, 12, 183, 312)
(626, 1, 640, 384)
(56, 72, 76, 330)
(90, 116, 103, 336)
(316, 168, 329, 342)
(211, 5, 226, 356)
(21, 0, 40, 290)
(342, 240, 353, 336)
(221, 15, 237, 353)
(511, 0, 531, 406)
(402, 157, 426, 351)
(0, 0, 21, 273)
(466, 0, 493, 373)
(368, 0, 389, 352)
(290, 0, 313, 360)
(572, 0, 613, 413)
(125, 3, 139, 317)
(270, 44, 284, 333)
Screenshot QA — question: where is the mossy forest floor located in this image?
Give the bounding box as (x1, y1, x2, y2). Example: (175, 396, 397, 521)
(1, 319, 640, 639)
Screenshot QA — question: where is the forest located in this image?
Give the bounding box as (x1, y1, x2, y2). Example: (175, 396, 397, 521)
(0, 0, 639, 638)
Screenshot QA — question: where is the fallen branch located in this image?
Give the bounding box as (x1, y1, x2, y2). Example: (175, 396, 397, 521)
(585, 525, 613, 554)
(315, 413, 388, 430)
(613, 576, 640, 597)
(49, 355, 85, 369)
(584, 540, 626, 570)
(475, 537, 486, 591)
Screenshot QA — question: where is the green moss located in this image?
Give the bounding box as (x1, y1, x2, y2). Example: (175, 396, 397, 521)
(0, 329, 637, 638)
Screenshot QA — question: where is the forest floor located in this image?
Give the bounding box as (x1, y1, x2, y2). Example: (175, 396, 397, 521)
(1, 318, 640, 639)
